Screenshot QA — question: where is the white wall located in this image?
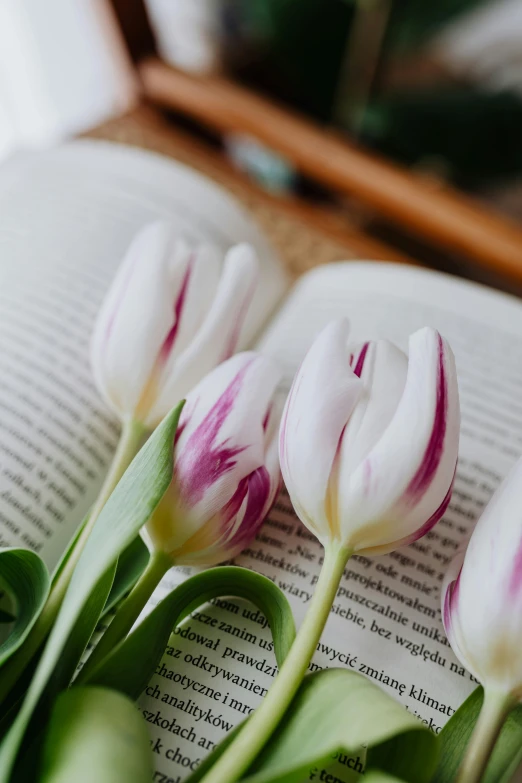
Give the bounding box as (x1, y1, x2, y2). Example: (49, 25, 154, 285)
(0, 0, 136, 160)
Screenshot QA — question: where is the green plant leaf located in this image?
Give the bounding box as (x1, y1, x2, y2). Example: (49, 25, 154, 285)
(0, 525, 90, 710)
(85, 566, 296, 698)
(0, 529, 147, 709)
(434, 686, 522, 783)
(49, 565, 117, 697)
(189, 669, 438, 783)
(364, 773, 406, 783)
(50, 516, 88, 584)
(242, 669, 438, 783)
(185, 723, 241, 783)
(103, 536, 150, 616)
(39, 686, 152, 783)
(0, 402, 183, 782)
(0, 548, 50, 667)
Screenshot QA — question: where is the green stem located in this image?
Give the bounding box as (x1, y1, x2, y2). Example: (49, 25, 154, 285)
(456, 689, 514, 783)
(79, 549, 171, 683)
(0, 419, 144, 706)
(199, 543, 351, 783)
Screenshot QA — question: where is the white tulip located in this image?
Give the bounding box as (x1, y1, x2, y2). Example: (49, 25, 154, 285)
(91, 221, 258, 429)
(143, 351, 281, 565)
(280, 319, 460, 554)
(441, 457, 522, 782)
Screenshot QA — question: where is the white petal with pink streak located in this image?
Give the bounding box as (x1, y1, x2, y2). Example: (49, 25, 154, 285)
(442, 456, 522, 693)
(337, 327, 459, 553)
(148, 244, 259, 424)
(279, 319, 362, 543)
(91, 221, 178, 417)
(171, 351, 280, 543)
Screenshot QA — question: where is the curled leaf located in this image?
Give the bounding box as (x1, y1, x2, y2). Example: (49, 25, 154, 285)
(84, 566, 296, 697)
(0, 548, 50, 667)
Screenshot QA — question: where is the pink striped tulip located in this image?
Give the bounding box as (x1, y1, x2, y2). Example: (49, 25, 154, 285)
(91, 221, 258, 429)
(142, 351, 281, 565)
(442, 457, 522, 696)
(279, 319, 460, 555)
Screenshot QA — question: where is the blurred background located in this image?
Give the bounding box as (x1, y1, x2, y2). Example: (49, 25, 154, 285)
(2, 0, 522, 288)
(145, 0, 522, 215)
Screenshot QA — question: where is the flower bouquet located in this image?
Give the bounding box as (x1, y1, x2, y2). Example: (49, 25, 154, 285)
(1, 222, 522, 783)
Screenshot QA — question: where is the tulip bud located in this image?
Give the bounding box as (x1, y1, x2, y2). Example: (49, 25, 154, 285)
(280, 319, 460, 555)
(142, 351, 281, 565)
(442, 456, 522, 697)
(91, 221, 258, 429)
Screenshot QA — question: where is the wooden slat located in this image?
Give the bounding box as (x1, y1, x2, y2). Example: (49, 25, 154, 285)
(86, 106, 414, 277)
(139, 57, 522, 283)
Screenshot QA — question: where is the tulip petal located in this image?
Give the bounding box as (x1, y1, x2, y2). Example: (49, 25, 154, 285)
(91, 222, 189, 418)
(143, 357, 281, 565)
(363, 472, 455, 557)
(439, 546, 484, 681)
(148, 244, 259, 425)
(338, 328, 459, 552)
(279, 319, 362, 542)
(171, 440, 281, 567)
(224, 466, 272, 553)
(441, 547, 464, 639)
(167, 477, 250, 566)
(224, 424, 282, 557)
(441, 458, 522, 690)
(155, 243, 222, 375)
(173, 352, 280, 538)
(226, 404, 282, 553)
(337, 339, 408, 481)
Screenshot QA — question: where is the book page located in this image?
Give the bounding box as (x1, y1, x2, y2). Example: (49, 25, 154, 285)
(140, 262, 522, 783)
(0, 140, 286, 570)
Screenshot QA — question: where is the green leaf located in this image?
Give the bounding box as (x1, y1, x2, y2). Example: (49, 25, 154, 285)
(103, 536, 150, 616)
(434, 686, 522, 783)
(0, 548, 50, 667)
(0, 563, 117, 769)
(185, 723, 241, 783)
(0, 524, 91, 711)
(39, 686, 152, 783)
(85, 566, 296, 698)
(0, 403, 183, 782)
(364, 773, 406, 783)
(239, 669, 438, 783)
(50, 516, 88, 584)
(48, 565, 116, 696)
(189, 669, 438, 783)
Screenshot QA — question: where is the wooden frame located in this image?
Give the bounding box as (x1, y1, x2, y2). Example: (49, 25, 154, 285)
(139, 57, 522, 284)
(87, 106, 415, 278)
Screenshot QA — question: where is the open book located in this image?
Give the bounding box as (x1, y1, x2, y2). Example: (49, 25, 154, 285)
(1, 140, 521, 782)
